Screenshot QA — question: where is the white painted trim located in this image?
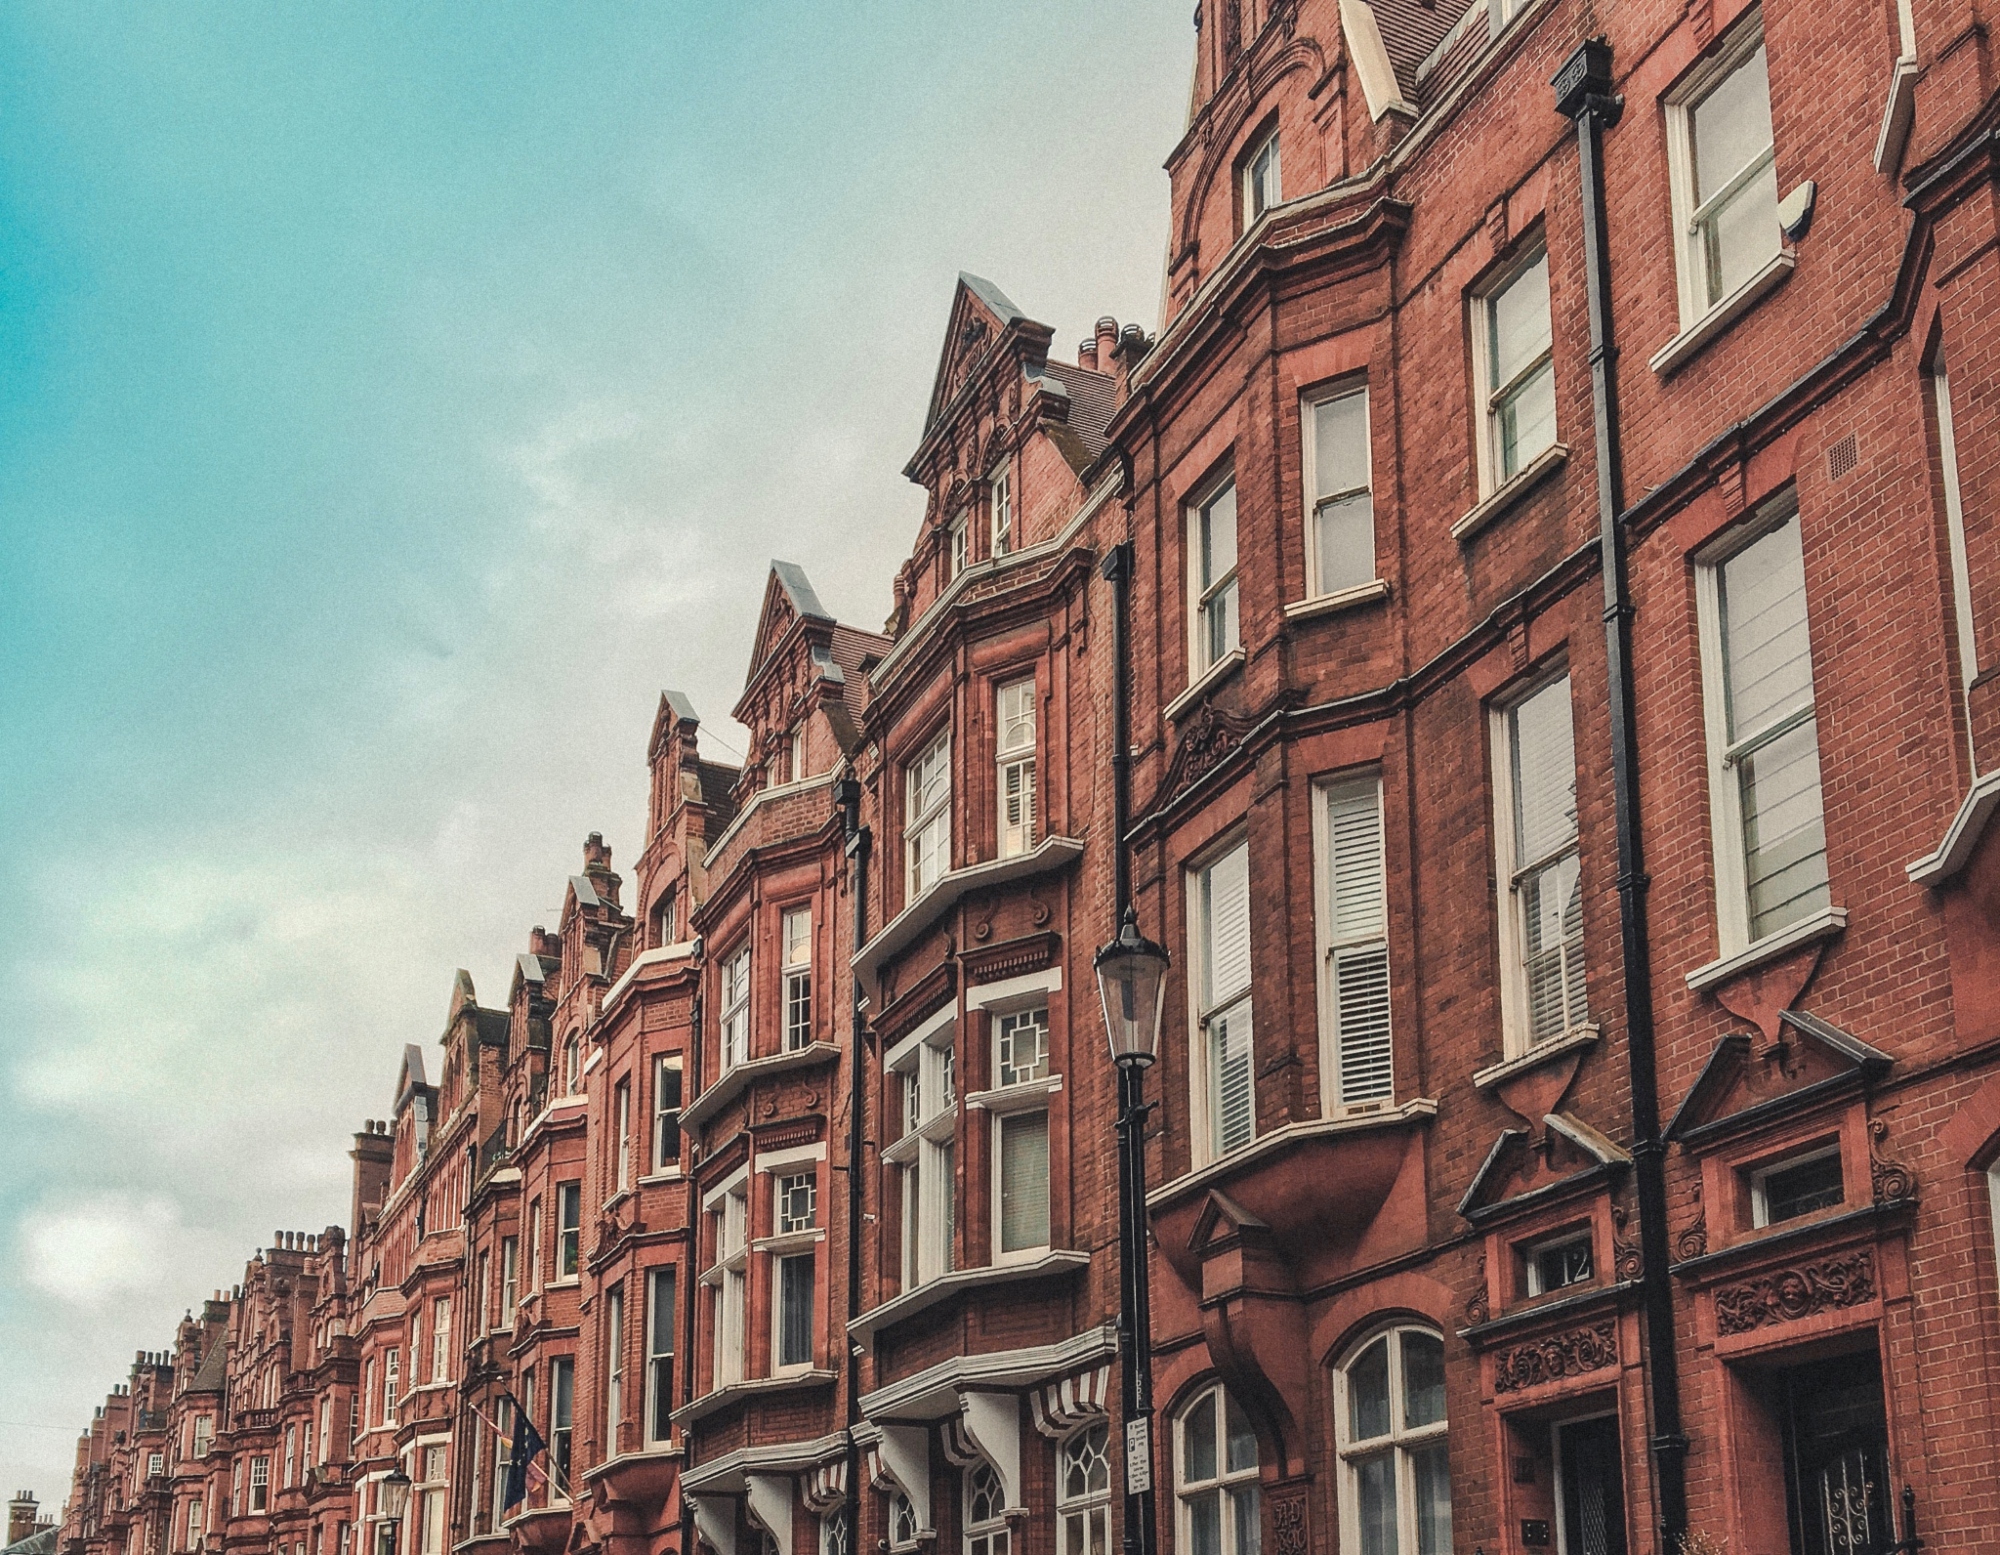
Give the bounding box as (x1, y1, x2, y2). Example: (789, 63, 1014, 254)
(705, 770, 841, 871)
(1874, 55, 1920, 175)
(965, 966, 1063, 1009)
(600, 941, 699, 1018)
(1282, 579, 1391, 621)
(857, 1321, 1116, 1414)
(1471, 1025, 1600, 1092)
(1906, 768, 2000, 885)
(1146, 1102, 1438, 1210)
(1164, 649, 1246, 723)
(1685, 904, 1848, 992)
(1298, 379, 1375, 598)
(884, 1004, 958, 1072)
(1452, 444, 1569, 543)
(755, 1142, 829, 1173)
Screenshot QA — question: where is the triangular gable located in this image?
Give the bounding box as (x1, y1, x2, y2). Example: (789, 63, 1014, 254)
(394, 1042, 428, 1108)
(1188, 1188, 1271, 1256)
(444, 969, 478, 1030)
(745, 561, 833, 692)
(1458, 1114, 1631, 1223)
(925, 273, 1029, 435)
(1666, 1011, 1892, 1146)
(648, 688, 701, 764)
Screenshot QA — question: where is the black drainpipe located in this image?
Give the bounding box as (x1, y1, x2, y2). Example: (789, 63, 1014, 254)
(680, 936, 704, 1555)
(1554, 38, 1688, 1551)
(837, 773, 871, 1552)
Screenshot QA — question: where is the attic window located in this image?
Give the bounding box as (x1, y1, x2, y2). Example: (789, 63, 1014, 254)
(1750, 1146, 1844, 1227)
(1242, 127, 1280, 226)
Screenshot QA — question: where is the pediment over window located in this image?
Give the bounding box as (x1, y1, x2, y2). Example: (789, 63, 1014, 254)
(1188, 1188, 1272, 1258)
(1457, 1113, 1631, 1225)
(1666, 1011, 1892, 1149)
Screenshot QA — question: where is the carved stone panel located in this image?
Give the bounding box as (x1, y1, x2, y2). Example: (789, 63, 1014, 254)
(1492, 1321, 1617, 1393)
(1713, 1249, 1877, 1335)
(1266, 1489, 1307, 1555)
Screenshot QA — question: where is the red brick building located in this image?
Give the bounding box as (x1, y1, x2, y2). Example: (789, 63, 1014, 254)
(55, 1, 2000, 1552)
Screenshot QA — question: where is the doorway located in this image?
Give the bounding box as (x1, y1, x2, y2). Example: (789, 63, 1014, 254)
(1555, 1415, 1628, 1555)
(1781, 1347, 1890, 1555)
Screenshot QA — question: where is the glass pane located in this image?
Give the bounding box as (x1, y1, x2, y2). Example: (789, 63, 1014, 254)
(1187, 1491, 1221, 1555)
(1185, 1395, 1218, 1483)
(1355, 1453, 1399, 1555)
(1720, 518, 1815, 740)
(1412, 1442, 1453, 1555)
(1203, 845, 1253, 1003)
(1202, 483, 1238, 592)
(1521, 853, 1585, 1041)
(1692, 45, 1773, 202)
(1204, 577, 1239, 667)
(1336, 947, 1393, 1105)
(1062, 1515, 1085, 1555)
(1401, 1332, 1446, 1428)
(1763, 1152, 1844, 1222)
(1490, 253, 1551, 389)
(778, 1256, 814, 1366)
(1348, 1337, 1391, 1440)
(1225, 1393, 1258, 1475)
(1211, 1001, 1256, 1155)
(1498, 359, 1557, 480)
(1740, 718, 1828, 938)
(1511, 678, 1578, 862)
(1231, 1485, 1260, 1555)
(998, 1112, 1050, 1252)
(1704, 156, 1779, 304)
(1315, 491, 1374, 597)
(1313, 391, 1369, 502)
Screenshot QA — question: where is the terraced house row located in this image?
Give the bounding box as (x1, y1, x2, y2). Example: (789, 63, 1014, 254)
(53, 0, 2000, 1550)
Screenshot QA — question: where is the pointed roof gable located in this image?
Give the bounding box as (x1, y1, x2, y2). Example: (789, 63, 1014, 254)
(1457, 1113, 1632, 1223)
(1666, 1011, 1892, 1147)
(648, 689, 701, 761)
(745, 560, 834, 691)
(924, 273, 1032, 435)
(393, 1043, 428, 1108)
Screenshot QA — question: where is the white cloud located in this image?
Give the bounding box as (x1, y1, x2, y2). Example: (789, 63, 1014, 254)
(20, 1193, 185, 1307)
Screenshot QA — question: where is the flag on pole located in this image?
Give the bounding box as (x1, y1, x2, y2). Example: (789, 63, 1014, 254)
(502, 1394, 546, 1512)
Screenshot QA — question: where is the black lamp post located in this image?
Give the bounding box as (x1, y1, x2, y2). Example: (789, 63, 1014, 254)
(377, 1468, 412, 1554)
(1095, 539, 1165, 1555)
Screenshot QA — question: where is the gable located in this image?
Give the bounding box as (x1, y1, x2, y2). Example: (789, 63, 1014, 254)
(1458, 1113, 1631, 1223)
(925, 273, 1027, 435)
(1666, 1011, 1892, 1147)
(745, 562, 833, 693)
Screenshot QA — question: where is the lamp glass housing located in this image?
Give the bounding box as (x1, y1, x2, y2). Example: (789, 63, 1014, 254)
(1095, 913, 1170, 1067)
(378, 1470, 413, 1521)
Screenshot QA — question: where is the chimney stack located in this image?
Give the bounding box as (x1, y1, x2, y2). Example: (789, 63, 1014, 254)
(9, 1491, 39, 1546)
(1094, 317, 1118, 374)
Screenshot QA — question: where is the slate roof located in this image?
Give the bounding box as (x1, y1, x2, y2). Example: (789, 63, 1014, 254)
(771, 560, 832, 625)
(1040, 361, 1120, 465)
(1374, 0, 1478, 97)
(959, 272, 1026, 325)
(189, 1338, 229, 1392)
(3, 1528, 57, 1555)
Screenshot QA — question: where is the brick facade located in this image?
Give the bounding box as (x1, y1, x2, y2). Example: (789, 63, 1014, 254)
(52, 2, 2000, 1552)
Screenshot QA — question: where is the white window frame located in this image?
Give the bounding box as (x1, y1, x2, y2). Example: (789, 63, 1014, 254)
(653, 1054, 684, 1172)
(1332, 1326, 1452, 1555)
(704, 1172, 750, 1387)
(1300, 381, 1375, 599)
(996, 676, 1038, 860)
(186, 1499, 203, 1551)
(1175, 1386, 1260, 1555)
(475, 1250, 491, 1336)
(1695, 496, 1831, 954)
(988, 1002, 1053, 1263)
(790, 723, 809, 784)
(1471, 245, 1557, 495)
(1749, 1144, 1844, 1228)
(1189, 836, 1255, 1165)
(431, 1296, 451, 1383)
(612, 1075, 632, 1192)
(1934, 349, 1980, 774)
(1313, 774, 1394, 1112)
(1521, 1229, 1594, 1297)
(604, 1281, 624, 1452)
(383, 1349, 400, 1425)
(990, 461, 1014, 557)
(885, 1013, 957, 1289)
(1665, 14, 1780, 328)
(721, 943, 752, 1071)
(1242, 126, 1280, 226)
(548, 1359, 574, 1503)
(1491, 673, 1587, 1057)
(783, 908, 814, 1051)
(500, 1236, 518, 1326)
(563, 1035, 581, 1097)
(556, 1181, 582, 1281)
(964, 1460, 1012, 1555)
(905, 729, 953, 900)
(1187, 473, 1241, 682)
(249, 1457, 270, 1515)
(193, 1416, 213, 1458)
(950, 511, 970, 579)
(1056, 1422, 1112, 1555)
(645, 1266, 676, 1448)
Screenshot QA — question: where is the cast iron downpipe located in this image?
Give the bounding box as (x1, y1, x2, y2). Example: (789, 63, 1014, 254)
(837, 774, 871, 1553)
(1554, 39, 1689, 1550)
(1100, 539, 1160, 1555)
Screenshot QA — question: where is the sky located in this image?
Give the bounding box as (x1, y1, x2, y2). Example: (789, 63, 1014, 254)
(0, 3, 1188, 1507)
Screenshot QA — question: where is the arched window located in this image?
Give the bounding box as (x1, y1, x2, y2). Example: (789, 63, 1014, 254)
(964, 1462, 1009, 1555)
(1334, 1327, 1451, 1555)
(564, 1037, 581, 1096)
(887, 1493, 917, 1552)
(1058, 1423, 1111, 1555)
(1176, 1386, 1259, 1555)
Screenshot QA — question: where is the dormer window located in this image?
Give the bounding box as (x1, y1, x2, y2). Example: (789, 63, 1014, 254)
(1242, 127, 1280, 226)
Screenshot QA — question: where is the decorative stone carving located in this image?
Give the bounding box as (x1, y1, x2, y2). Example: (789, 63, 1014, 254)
(1157, 701, 1256, 811)
(1714, 1249, 1877, 1335)
(1611, 1205, 1644, 1283)
(1674, 1187, 1709, 1262)
(1268, 1492, 1307, 1555)
(1465, 1254, 1490, 1326)
(1870, 1119, 1916, 1202)
(1491, 1321, 1617, 1393)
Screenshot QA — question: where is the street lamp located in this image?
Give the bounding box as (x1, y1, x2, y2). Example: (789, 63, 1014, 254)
(1096, 538, 1163, 1555)
(377, 1470, 412, 1521)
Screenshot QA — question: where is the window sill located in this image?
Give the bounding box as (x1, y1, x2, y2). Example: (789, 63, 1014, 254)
(1685, 905, 1848, 993)
(1906, 766, 2000, 886)
(853, 836, 1086, 982)
(1471, 1025, 1600, 1092)
(965, 1076, 1063, 1113)
(847, 1250, 1092, 1341)
(1281, 578, 1391, 622)
(1452, 443, 1571, 543)
(670, 1370, 835, 1428)
(1649, 250, 1796, 378)
(1165, 650, 1246, 723)
(678, 1042, 841, 1131)
(752, 1229, 825, 1255)
(637, 1169, 684, 1186)
(1874, 55, 1919, 174)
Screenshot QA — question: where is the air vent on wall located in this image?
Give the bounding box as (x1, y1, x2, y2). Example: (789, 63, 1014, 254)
(1828, 434, 1859, 480)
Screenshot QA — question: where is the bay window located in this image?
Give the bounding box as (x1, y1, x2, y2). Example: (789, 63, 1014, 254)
(431, 1297, 451, 1383)
(1189, 476, 1240, 679)
(646, 1267, 676, 1446)
(1697, 500, 1830, 949)
(605, 1282, 624, 1451)
(1335, 1328, 1451, 1555)
(383, 1349, 399, 1425)
(783, 908, 813, 1050)
(990, 1006, 1051, 1258)
(1493, 674, 1586, 1051)
(1192, 839, 1255, 1159)
(549, 1360, 574, 1500)
(1242, 126, 1280, 225)
(990, 462, 1013, 557)
(1318, 775, 1392, 1108)
(772, 1171, 818, 1372)
(249, 1458, 269, 1515)
(706, 1177, 749, 1387)
(557, 1182, 581, 1279)
(500, 1236, 518, 1325)
(653, 1054, 683, 1171)
(416, 1446, 446, 1555)
(906, 730, 953, 898)
(887, 1017, 956, 1289)
(996, 677, 1037, 859)
(721, 944, 751, 1070)
(614, 1077, 632, 1191)
(1303, 384, 1373, 597)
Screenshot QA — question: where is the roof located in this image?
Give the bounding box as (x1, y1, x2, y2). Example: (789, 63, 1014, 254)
(698, 759, 741, 823)
(3, 1529, 57, 1555)
(190, 1337, 229, 1392)
(771, 560, 832, 625)
(661, 688, 700, 726)
(515, 953, 554, 986)
(569, 874, 602, 909)
(958, 272, 1025, 324)
(1040, 361, 1119, 464)
(828, 623, 890, 728)
(1372, 0, 1477, 98)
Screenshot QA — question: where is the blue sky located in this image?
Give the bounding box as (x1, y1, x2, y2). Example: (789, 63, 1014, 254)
(0, 4, 1186, 1503)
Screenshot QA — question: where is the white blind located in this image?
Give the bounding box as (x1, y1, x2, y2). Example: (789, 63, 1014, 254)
(1000, 757, 1036, 855)
(1211, 1005, 1255, 1154)
(998, 1112, 1050, 1252)
(1325, 778, 1392, 1105)
(1202, 842, 1252, 1005)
